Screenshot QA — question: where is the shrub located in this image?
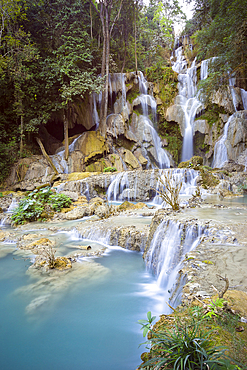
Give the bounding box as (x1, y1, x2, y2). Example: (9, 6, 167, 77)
(11, 186, 72, 224)
(154, 170, 183, 210)
(103, 166, 117, 173)
(139, 310, 239, 370)
(48, 193, 72, 212)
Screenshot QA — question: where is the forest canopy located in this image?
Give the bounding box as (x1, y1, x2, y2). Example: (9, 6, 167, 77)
(0, 0, 246, 182)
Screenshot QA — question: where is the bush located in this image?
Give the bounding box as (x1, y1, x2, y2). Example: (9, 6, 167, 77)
(11, 186, 72, 224)
(48, 193, 72, 211)
(103, 166, 117, 173)
(139, 309, 239, 370)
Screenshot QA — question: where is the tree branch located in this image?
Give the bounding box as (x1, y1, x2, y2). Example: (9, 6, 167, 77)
(109, 0, 123, 36)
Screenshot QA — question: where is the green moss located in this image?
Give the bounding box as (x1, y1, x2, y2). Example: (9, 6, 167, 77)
(158, 119, 182, 163)
(195, 103, 227, 127)
(202, 260, 214, 265)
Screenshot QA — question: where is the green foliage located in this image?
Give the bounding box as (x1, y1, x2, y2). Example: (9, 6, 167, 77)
(204, 298, 227, 319)
(48, 193, 72, 212)
(103, 166, 117, 173)
(193, 0, 247, 100)
(11, 186, 72, 224)
(138, 311, 156, 338)
(139, 309, 238, 370)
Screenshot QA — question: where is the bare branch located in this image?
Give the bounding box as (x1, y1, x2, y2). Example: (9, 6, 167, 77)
(217, 274, 229, 298)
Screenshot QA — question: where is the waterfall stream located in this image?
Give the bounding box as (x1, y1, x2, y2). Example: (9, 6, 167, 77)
(171, 47, 203, 161)
(145, 219, 204, 307)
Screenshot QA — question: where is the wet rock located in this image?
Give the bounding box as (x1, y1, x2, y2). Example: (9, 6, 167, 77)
(62, 206, 90, 220)
(53, 257, 72, 270)
(123, 149, 140, 169)
(61, 191, 78, 202)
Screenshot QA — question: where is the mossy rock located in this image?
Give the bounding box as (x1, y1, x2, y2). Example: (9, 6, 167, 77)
(118, 201, 135, 211)
(178, 156, 203, 168)
(54, 257, 72, 270)
(67, 172, 98, 181)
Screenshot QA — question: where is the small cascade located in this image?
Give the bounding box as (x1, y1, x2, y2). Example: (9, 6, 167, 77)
(51, 134, 84, 174)
(107, 172, 131, 201)
(7, 198, 18, 213)
(229, 76, 238, 112)
(241, 88, 247, 110)
(172, 47, 203, 161)
(145, 220, 204, 301)
(78, 227, 112, 246)
(92, 93, 100, 129)
(152, 168, 199, 205)
(0, 217, 7, 227)
(212, 114, 234, 168)
(106, 169, 199, 203)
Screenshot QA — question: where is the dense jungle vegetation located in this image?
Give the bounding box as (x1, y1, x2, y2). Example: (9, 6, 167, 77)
(0, 0, 246, 182)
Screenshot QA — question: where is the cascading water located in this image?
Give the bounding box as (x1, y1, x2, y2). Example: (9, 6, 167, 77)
(145, 219, 204, 306)
(241, 88, 247, 110)
(106, 168, 199, 203)
(172, 46, 203, 161)
(137, 72, 170, 168)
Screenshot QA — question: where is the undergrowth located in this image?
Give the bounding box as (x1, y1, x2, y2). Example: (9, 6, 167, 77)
(11, 186, 72, 224)
(138, 303, 246, 370)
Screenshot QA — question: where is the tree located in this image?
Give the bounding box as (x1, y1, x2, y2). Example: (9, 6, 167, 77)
(90, 0, 124, 137)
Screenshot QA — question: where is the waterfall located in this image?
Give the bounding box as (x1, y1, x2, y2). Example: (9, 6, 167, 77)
(106, 169, 199, 203)
(7, 198, 18, 213)
(241, 88, 247, 110)
(212, 114, 234, 168)
(137, 72, 170, 168)
(172, 48, 203, 161)
(145, 220, 204, 301)
(92, 93, 100, 129)
(229, 76, 238, 112)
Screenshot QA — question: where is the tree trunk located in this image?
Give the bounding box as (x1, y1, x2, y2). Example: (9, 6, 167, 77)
(121, 41, 127, 73)
(20, 114, 24, 157)
(36, 137, 59, 175)
(90, 3, 93, 40)
(134, 2, 138, 75)
(63, 109, 69, 160)
(102, 4, 110, 137)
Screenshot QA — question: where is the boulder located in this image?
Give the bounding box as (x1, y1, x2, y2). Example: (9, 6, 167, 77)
(123, 149, 140, 169)
(63, 206, 90, 220)
(61, 191, 78, 202)
(106, 114, 126, 138)
(73, 131, 109, 165)
(54, 257, 72, 270)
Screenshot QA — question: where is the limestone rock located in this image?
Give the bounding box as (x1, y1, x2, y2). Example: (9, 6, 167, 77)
(123, 149, 140, 169)
(61, 191, 78, 202)
(73, 131, 109, 165)
(106, 114, 125, 137)
(54, 257, 72, 270)
(107, 154, 124, 172)
(211, 87, 235, 114)
(193, 120, 209, 135)
(63, 206, 90, 220)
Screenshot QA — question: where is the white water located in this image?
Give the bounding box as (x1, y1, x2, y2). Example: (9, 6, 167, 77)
(137, 72, 170, 168)
(145, 220, 204, 307)
(212, 115, 234, 168)
(107, 169, 199, 203)
(172, 47, 203, 161)
(241, 88, 247, 110)
(7, 198, 18, 213)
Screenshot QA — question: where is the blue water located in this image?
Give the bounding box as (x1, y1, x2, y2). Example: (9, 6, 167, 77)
(0, 248, 159, 370)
